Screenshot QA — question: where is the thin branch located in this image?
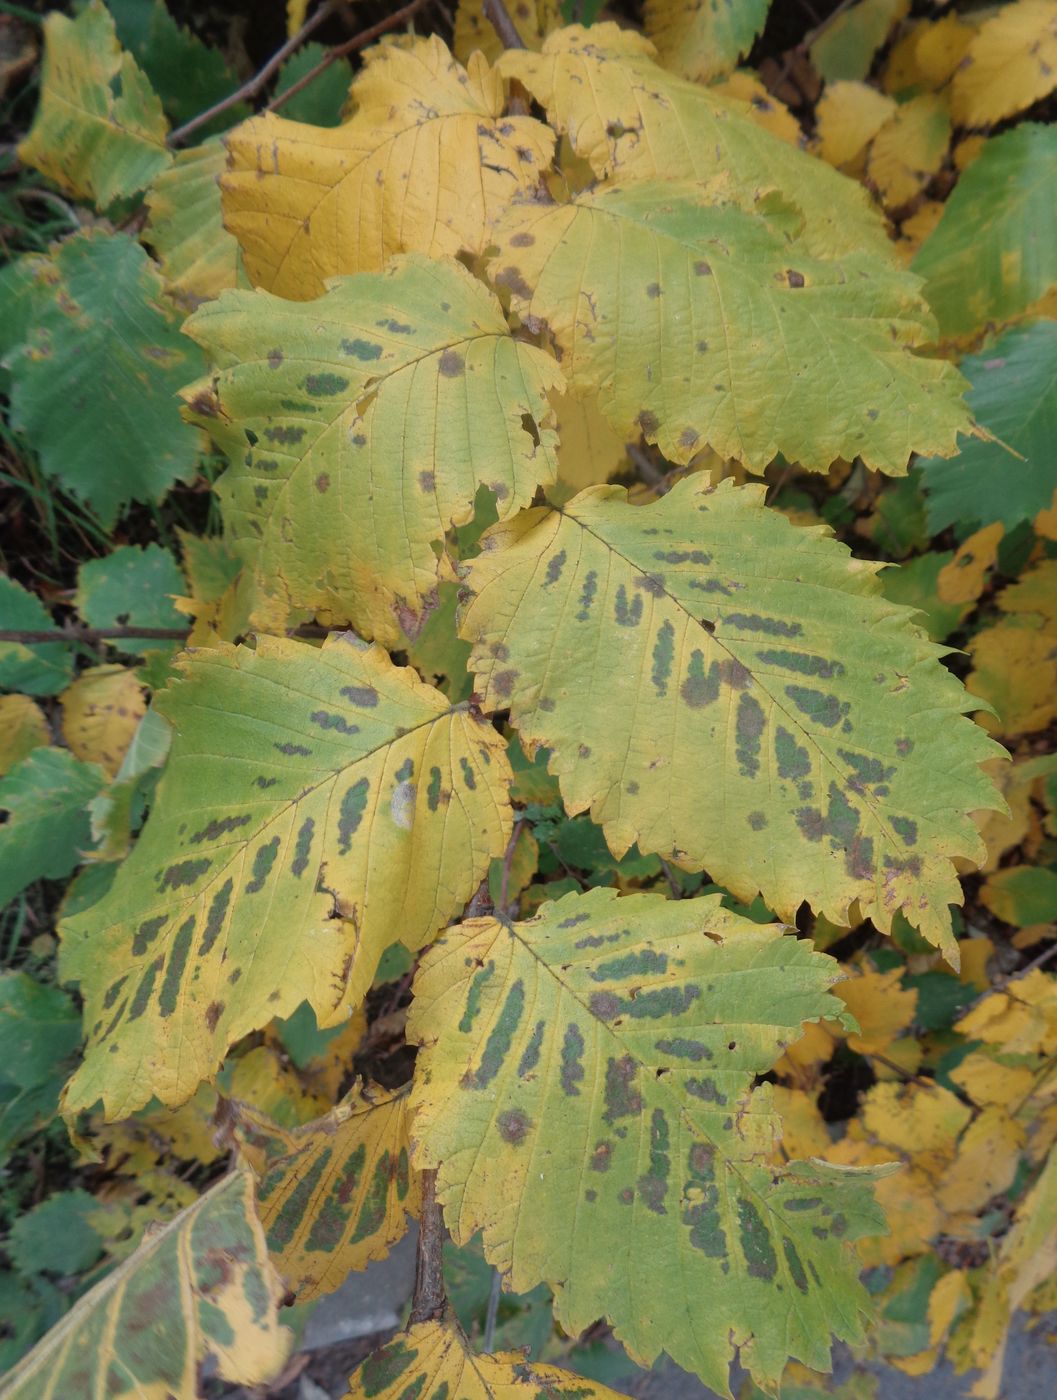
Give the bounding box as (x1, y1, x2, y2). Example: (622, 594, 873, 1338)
(268, 0, 431, 114)
(0, 622, 339, 646)
(409, 1169, 447, 1326)
(0, 626, 191, 644)
(483, 0, 526, 50)
(168, 1, 336, 145)
(498, 818, 526, 914)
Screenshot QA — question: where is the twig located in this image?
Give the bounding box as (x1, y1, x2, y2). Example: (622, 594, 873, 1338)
(168, 1, 337, 145)
(959, 939, 1057, 1018)
(268, 0, 431, 114)
(0, 622, 340, 646)
(483, 1268, 502, 1352)
(409, 1169, 447, 1325)
(627, 442, 672, 496)
(483, 0, 526, 50)
(658, 857, 682, 900)
(0, 626, 191, 644)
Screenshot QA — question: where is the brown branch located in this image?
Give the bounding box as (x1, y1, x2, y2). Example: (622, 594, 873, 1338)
(268, 0, 431, 114)
(0, 626, 191, 644)
(497, 818, 525, 914)
(0, 623, 338, 647)
(168, 1, 337, 145)
(409, 1169, 447, 1325)
(483, 0, 526, 50)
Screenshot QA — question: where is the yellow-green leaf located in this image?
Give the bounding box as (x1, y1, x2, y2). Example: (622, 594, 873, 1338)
(59, 635, 512, 1119)
(222, 36, 554, 299)
(951, 0, 1057, 128)
(18, 0, 170, 210)
(492, 180, 969, 474)
(0, 696, 49, 779)
(866, 93, 950, 211)
(183, 255, 562, 646)
(643, 0, 772, 81)
(498, 23, 889, 261)
(144, 140, 238, 310)
(0, 1169, 290, 1400)
(409, 887, 892, 1393)
(346, 1315, 625, 1398)
(459, 477, 1001, 955)
(253, 1084, 420, 1302)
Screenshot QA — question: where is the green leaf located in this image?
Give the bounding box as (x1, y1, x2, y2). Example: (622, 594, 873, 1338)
(0, 972, 82, 1158)
(409, 886, 891, 1393)
(1, 232, 205, 528)
(18, 0, 170, 211)
(144, 140, 239, 310)
(879, 551, 970, 643)
(273, 42, 353, 126)
(918, 320, 1057, 533)
(492, 179, 968, 475)
(59, 635, 512, 1119)
(107, 0, 247, 135)
(9, 1191, 105, 1278)
(0, 972, 82, 1093)
(643, 0, 772, 81)
(183, 255, 562, 646)
(0, 749, 105, 905)
(912, 124, 1057, 340)
(0, 576, 72, 697)
(0, 1170, 291, 1400)
(75, 543, 185, 647)
(459, 476, 1002, 957)
(809, 0, 905, 82)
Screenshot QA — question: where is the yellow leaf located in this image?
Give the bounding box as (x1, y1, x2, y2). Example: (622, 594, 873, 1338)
(898, 200, 944, 258)
(884, 14, 975, 95)
(460, 477, 1001, 958)
(956, 971, 1057, 1056)
(0, 1170, 290, 1399)
(867, 93, 950, 211)
(860, 1081, 972, 1155)
(0, 695, 49, 777)
(937, 522, 1005, 605)
(969, 1145, 1057, 1396)
(969, 559, 1057, 736)
(344, 1315, 625, 1399)
(890, 1350, 937, 1376)
(814, 80, 896, 170)
(937, 1106, 1026, 1214)
(499, 23, 891, 260)
(183, 256, 563, 647)
(952, 0, 1057, 128)
(453, 0, 560, 65)
(951, 1050, 1036, 1109)
(492, 186, 971, 475)
(145, 140, 239, 310)
(287, 0, 310, 37)
(776, 1018, 835, 1077)
(928, 1268, 972, 1347)
(836, 968, 917, 1055)
(59, 636, 513, 1118)
(972, 755, 1052, 873)
(772, 1085, 833, 1160)
(954, 134, 986, 172)
(93, 1084, 223, 1176)
(226, 1045, 328, 1128)
(550, 391, 629, 503)
(255, 1085, 419, 1302)
(17, 0, 170, 210)
(708, 72, 801, 145)
(222, 37, 554, 298)
(60, 664, 146, 778)
(958, 936, 993, 992)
